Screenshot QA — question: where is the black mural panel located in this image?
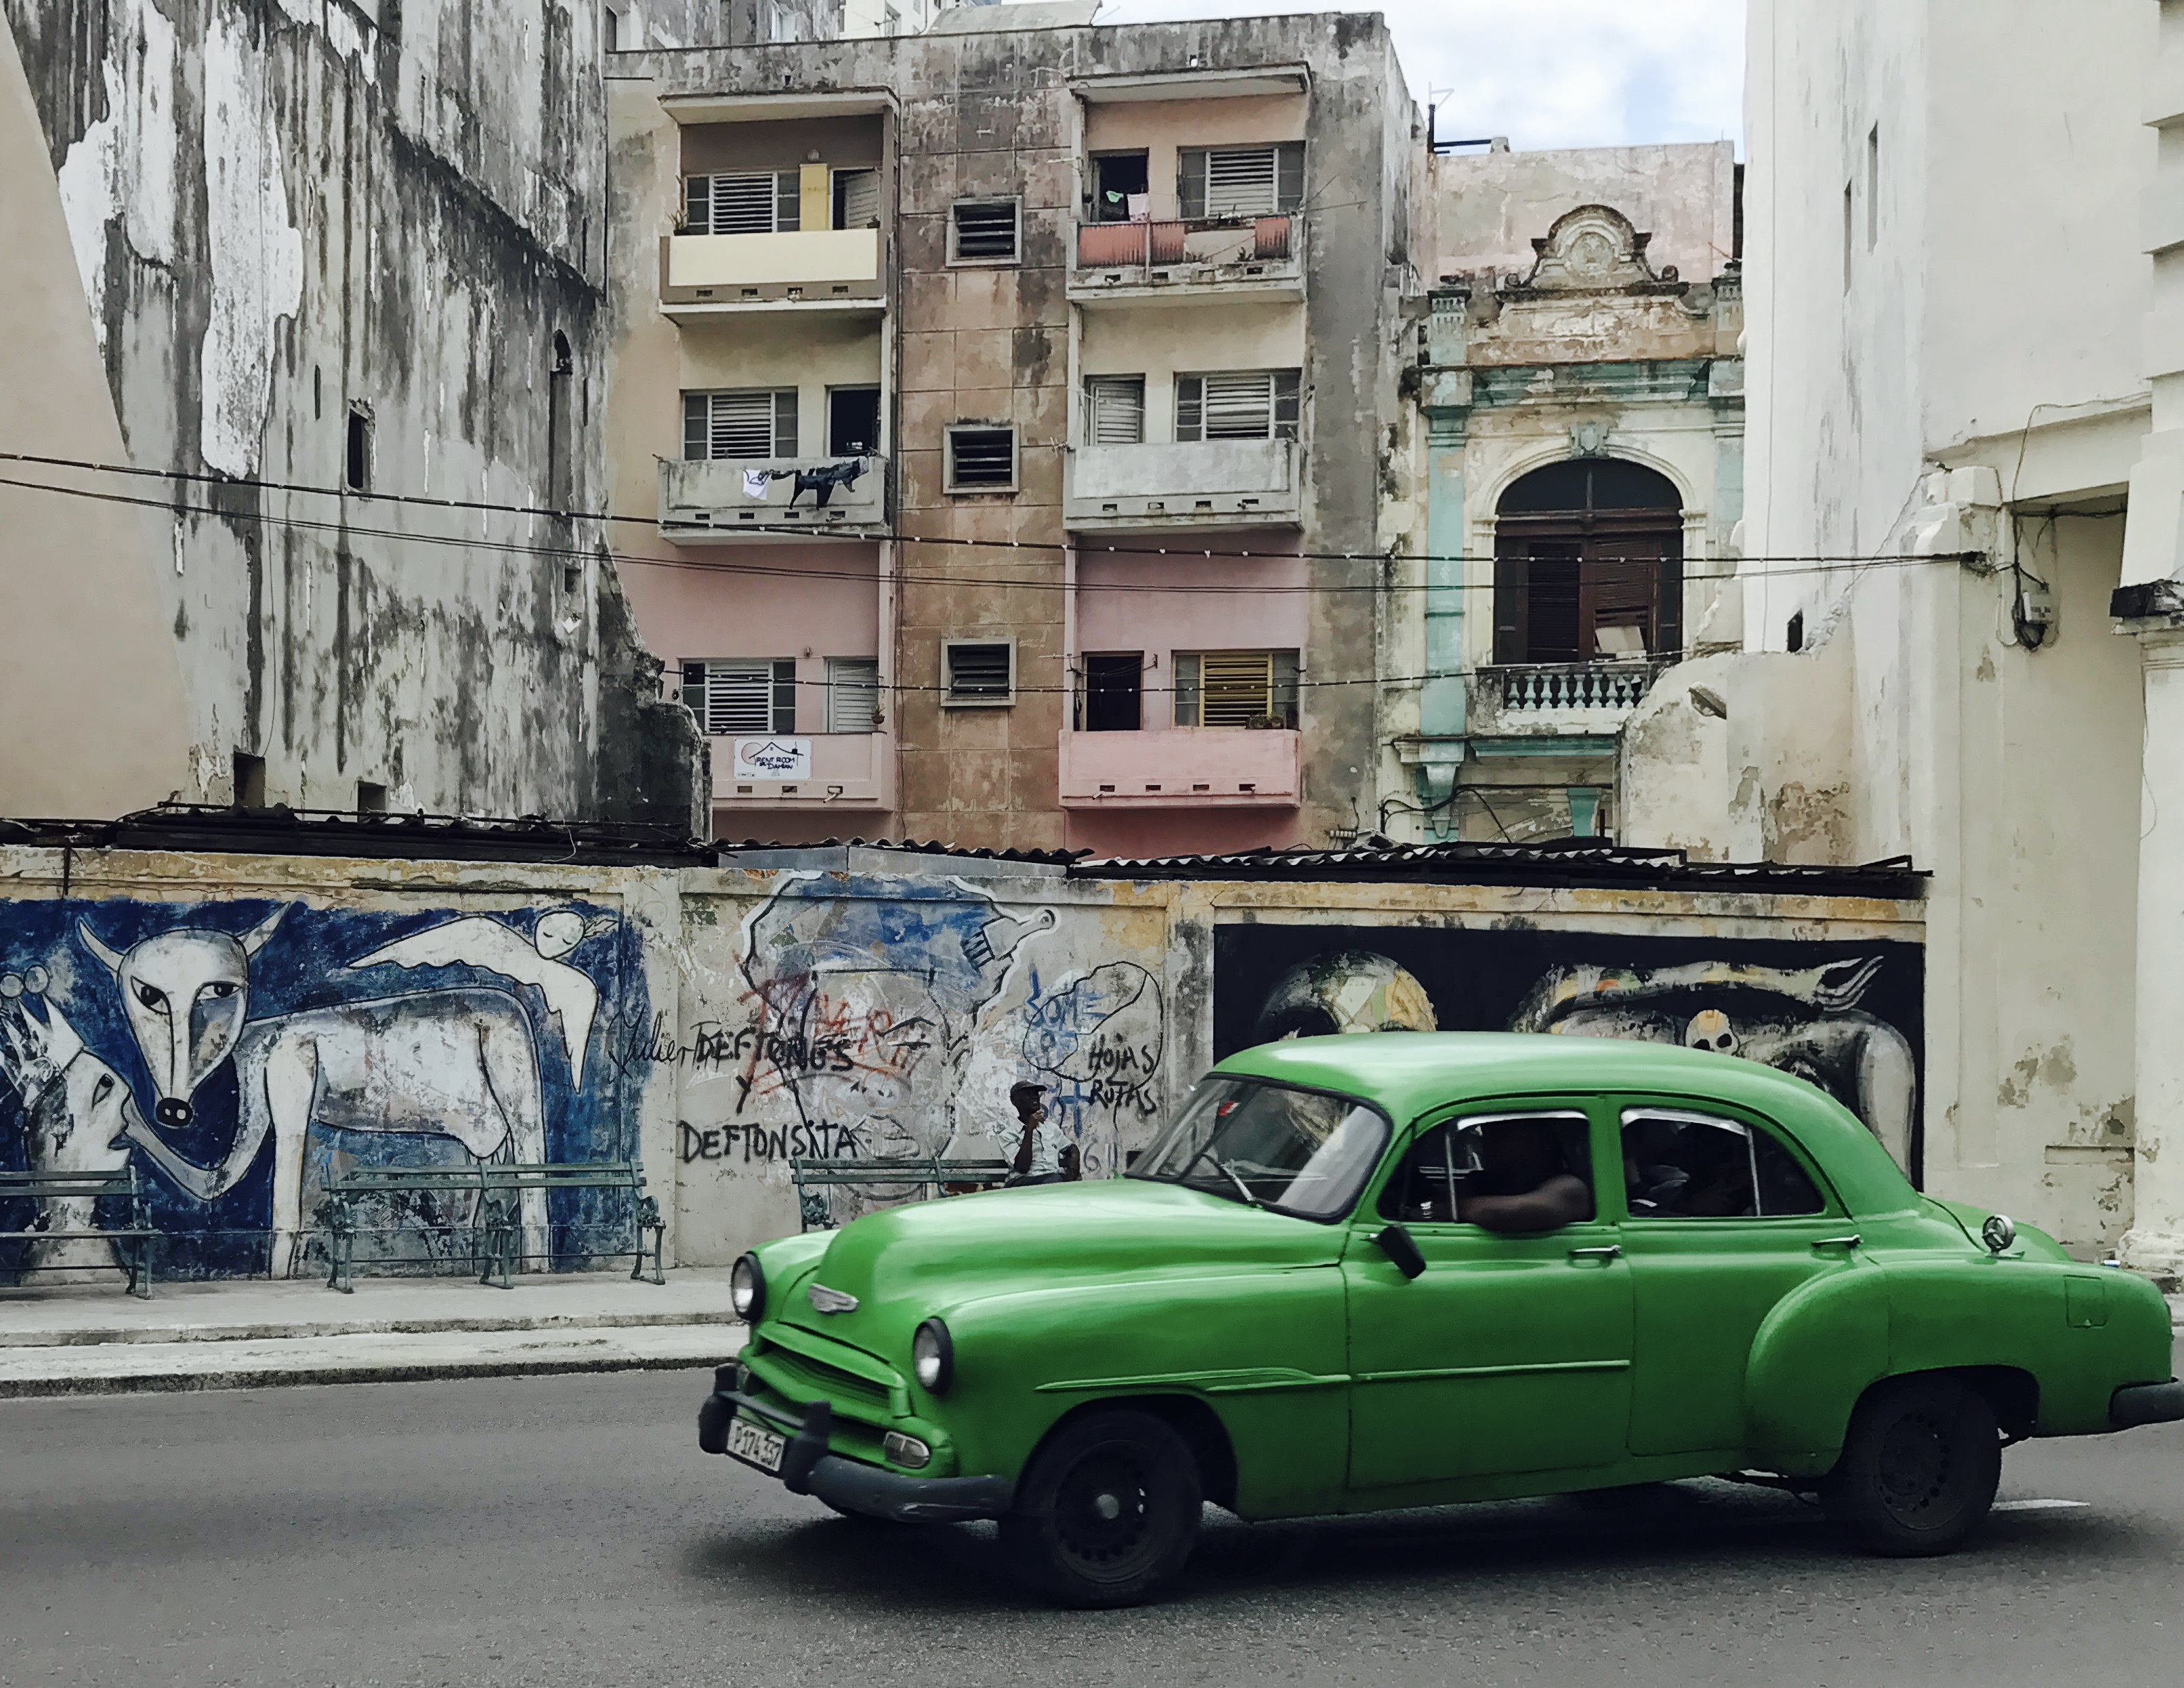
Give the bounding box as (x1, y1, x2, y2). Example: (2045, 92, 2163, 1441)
(1213, 922, 1926, 1185)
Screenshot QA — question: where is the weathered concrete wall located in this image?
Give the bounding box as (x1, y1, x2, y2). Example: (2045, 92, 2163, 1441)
(3, 0, 707, 827)
(3, 841, 1947, 1285)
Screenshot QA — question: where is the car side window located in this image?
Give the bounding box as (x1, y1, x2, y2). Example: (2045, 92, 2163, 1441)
(1377, 1110, 1595, 1225)
(1621, 1109, 1825, 1219)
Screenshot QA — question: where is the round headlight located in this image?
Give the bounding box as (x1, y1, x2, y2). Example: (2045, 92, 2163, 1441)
(912, 1318, 953, 1394)
(730, 1253, 765, 1323)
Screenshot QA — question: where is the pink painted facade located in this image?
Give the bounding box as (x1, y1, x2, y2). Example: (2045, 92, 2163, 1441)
(1075, 547, 1307, 655)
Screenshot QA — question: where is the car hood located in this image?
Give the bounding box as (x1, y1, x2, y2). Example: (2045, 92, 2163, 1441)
(773, 1178, 1346, 1348)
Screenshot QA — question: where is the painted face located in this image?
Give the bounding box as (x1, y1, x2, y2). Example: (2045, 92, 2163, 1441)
(1685, 1008, 1740, 1057)
(78, 908, 286, 1129)
(28, 1053, 144, 1174)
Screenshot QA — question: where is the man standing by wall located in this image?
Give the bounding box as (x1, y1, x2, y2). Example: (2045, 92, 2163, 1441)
(1007, 1082, 1065, 1187)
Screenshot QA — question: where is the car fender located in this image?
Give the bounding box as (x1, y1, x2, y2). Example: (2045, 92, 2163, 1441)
(1743, 1264, 1891, 1472)
(937, 1265, 1349, 1519)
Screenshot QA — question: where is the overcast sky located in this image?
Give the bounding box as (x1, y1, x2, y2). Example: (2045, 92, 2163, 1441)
(1089, 0, 1746, 154)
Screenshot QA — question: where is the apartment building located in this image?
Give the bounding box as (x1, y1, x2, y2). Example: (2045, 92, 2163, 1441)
(1378, 140, 1744, 845)
(604, 6, 1417, 851)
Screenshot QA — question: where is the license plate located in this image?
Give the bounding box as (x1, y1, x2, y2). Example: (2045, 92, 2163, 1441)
(726, 1412, 786, 1475)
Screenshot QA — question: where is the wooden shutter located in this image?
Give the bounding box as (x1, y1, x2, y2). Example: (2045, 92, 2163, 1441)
(834, 167, 879, 229)
(1199, 651, 1273, 726)
(1085, 377, 1146, 445)
(1492, 546, 1530, 666)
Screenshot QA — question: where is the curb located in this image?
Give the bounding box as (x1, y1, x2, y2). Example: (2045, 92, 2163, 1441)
(0, 1309, 732, 1349)
(0, 1347, 741, 1399)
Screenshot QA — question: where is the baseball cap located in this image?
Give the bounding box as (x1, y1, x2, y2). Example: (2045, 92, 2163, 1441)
(1009, 1080, 1048, 1107)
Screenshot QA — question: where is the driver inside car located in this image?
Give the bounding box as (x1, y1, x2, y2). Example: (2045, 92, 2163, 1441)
(1455, 1118, 1594, 1233)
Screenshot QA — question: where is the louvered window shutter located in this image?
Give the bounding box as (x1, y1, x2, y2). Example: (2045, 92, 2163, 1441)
(1202, 371, 1275, 440)
(707, 392, 778, 459)
(1200, 651, 1274, 726)
(1174, 375, 1204, 443)
(1275, 142, 1305, 213)
(835, 167, 879, 229)
(1085, 377, 1146, 446)
(1177, 149, 1208, 221)
(826, 658, 880, 732)
(711, 173, 780, 235)
(704, 660, 775, 735)
(1205, 148, 1278, 217)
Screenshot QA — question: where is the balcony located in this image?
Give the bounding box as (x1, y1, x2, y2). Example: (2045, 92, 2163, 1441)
(1064, 439, 1299, 533)
(659, 456, 888, 543)
(659, 228, 883, 313)
(1469, 660, 1671, 737)
(708, 731, 891, 810)
(1059, 726, 1299, 808)
(1068, 215, 1305, 306)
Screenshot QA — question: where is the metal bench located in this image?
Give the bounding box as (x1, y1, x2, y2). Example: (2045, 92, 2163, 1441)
(315, 1161, 665, 1293)
(0, 1166, 156, 1298)
(789, 1156, 1015, 1231)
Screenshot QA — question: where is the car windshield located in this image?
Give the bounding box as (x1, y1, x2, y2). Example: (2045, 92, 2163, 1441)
(1129, 1077, 1389, 1221)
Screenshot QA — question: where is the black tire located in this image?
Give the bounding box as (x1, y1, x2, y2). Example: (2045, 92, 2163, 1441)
(1822, 1375, 2002, 1557)
(999, 1410, 1202, 1607)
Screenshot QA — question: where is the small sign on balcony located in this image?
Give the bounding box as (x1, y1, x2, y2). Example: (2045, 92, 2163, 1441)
(732, 737, 812, 780)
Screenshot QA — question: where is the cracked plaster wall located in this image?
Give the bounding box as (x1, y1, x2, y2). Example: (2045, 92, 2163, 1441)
(5, 0, 713, 828)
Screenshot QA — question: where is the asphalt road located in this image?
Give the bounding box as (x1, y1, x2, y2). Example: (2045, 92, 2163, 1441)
(3, 1358, 2181, 1688)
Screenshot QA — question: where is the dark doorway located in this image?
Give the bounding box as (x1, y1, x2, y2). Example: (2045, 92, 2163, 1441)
(1091, 152, 1150, 222)
(1082, 652, 1143, 731)
(828, 387, 882, 457)
(1492, 458, 1683, 664)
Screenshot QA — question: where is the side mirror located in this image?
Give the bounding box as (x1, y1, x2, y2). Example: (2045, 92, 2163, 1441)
(1981, 1213, 2017, 1254)
(1374, 1223, 1427, 1280)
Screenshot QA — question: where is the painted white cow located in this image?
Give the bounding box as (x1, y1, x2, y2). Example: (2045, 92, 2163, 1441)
(79, 908, 550, 1280)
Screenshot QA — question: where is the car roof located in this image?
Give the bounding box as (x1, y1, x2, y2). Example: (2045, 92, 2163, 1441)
(1213, 1032, 1917, 1217)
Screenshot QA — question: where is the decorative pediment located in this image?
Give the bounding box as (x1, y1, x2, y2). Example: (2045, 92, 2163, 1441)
(1521, 205, 1663, 293)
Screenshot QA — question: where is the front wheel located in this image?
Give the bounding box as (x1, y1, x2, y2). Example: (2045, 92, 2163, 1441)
(999, 1410, 1202, 1607)
(1822, 1375, 2001, 1556)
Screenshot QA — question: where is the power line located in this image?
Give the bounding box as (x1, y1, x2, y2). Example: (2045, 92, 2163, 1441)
(0, 465, 1987, 598)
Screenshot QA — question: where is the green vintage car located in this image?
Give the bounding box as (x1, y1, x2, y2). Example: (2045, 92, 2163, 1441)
(697, 1034, 2182, 1605)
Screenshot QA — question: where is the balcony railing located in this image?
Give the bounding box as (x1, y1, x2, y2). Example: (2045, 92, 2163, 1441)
(1064, 438, 1299, 531)
(1477, 660, 1671, 720)
(660, 456, 887, 540)
(1070, 215, 1304, 301)
(659, 228, 884, 308)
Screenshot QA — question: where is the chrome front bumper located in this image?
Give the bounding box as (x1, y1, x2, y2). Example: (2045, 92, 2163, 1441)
(697, 1367, 1013, 1523)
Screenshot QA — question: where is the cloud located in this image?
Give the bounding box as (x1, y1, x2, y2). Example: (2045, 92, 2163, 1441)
(1088, 0, 1746, 154)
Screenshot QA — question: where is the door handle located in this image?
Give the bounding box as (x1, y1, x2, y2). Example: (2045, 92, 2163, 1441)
(1568, 1244, 1621, 1261)
(1812, 1234, 1862, 1250)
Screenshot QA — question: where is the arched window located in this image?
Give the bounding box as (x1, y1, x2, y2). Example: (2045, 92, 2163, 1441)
(1492, 457, 1683, 665)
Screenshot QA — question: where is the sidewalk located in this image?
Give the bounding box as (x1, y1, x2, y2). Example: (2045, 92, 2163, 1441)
(0, 1269, 745, 1399)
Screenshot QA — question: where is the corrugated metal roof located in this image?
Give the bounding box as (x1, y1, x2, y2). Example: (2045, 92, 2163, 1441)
(1070, 839, 1926, 898)
(716, 837, 1083, 874)
(0, 805, 717, 868)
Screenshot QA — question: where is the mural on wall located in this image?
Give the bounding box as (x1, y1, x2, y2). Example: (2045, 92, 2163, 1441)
(672, 876, 1167, 1224)
(0, 900, 642, 1282)
(1216, 925, 1925, 1181)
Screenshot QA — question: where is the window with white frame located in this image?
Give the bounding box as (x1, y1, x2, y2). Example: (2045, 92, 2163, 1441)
(946, 425, 1017, 491)
(1174, 370, 1301, 442)
(684, 171, 801, 236)
(1083, 376, 1146, 446)
(683, 389, 798, 461)
(1172, 650, 1299, 729)
(1177, 144, 1305, 220)
(949, 198, 1021, 263)
(943, 639, 1015, 706)
(681, 658, 797, 735)
(825, 657, 881, 732)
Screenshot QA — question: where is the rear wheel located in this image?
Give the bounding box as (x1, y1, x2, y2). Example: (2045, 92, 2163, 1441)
(999, 1410, 1202, 1607)
(1822, 1375, 2001, 1556)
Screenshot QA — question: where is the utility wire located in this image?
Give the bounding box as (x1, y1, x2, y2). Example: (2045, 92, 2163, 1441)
(0, 450, 1985, 577)
(0, 465, 1988, 599)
